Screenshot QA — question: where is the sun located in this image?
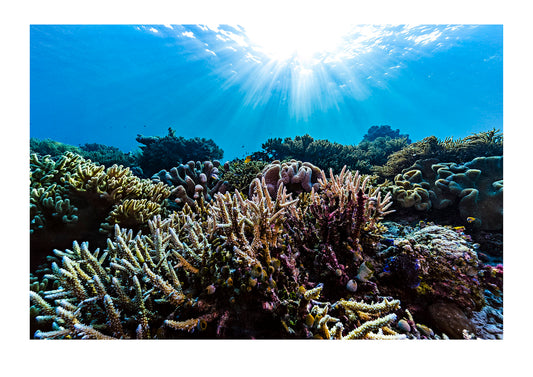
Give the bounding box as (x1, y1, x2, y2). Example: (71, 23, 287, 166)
(241, 20, 353, 64)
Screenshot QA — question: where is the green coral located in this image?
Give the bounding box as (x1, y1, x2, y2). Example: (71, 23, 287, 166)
(78, 143, 138, 169)
(220, 159, 268, 196)
(30, 138, 82, 158)
(30, 153, 82, 234)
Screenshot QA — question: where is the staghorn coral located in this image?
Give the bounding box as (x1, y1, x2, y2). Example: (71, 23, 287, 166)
(151, 160, 230, 208)
(31, 173, 406, 339)
(30, 178, 304, 339)
(281, 166, 394, 294)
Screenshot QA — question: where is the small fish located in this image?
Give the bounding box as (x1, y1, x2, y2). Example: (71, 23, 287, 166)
(453, 226, 465, 231)
(244, 155, 252, 163)
(466, 217, 477, 223)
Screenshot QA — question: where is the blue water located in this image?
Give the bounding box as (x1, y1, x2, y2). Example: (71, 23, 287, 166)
(30, 24, 502, 161)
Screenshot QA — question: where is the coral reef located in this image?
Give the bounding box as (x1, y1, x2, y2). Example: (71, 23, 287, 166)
(136, 127, 224, 177)
(387, 156, 503, 230)
(151, 160, 230, 208)
(78, 143, 139, 169)
(30, 153, 82, 234)
(30, 138, 82, 158)
(374, 128, 502, 178)
(31, 170, 407, 339)
(31, 138, 139, 170)
(65, 153, 172, 234)
(30, 151, 172, 269)
(256, 128, 409, 174)
(279, 166, 395, 295)
(29, 128, 504, 340)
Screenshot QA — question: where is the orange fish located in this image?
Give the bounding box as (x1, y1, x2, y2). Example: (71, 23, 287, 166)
(244, 155, 252, 163)
(466, 217, 477, 223)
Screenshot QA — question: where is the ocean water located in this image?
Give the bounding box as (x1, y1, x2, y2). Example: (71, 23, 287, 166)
(30, 24, 502, 160)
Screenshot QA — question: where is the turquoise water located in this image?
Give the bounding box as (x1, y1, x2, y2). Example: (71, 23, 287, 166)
(30, 24, 502, 161)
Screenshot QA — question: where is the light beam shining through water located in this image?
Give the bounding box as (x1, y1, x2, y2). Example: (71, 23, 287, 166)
(30, 24, 502, 160)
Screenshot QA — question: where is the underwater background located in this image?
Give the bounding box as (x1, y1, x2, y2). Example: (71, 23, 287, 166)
(28, 22, 505, 343)
(30, 24, 502, 161)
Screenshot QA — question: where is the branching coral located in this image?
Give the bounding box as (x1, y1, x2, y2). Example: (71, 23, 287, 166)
(63, 152, 171, 233)
(256, 130, 409, 174)
(362, 125, 411, 144)
(294, 285, 405, 340)
(280, 166, 394, 293)
(30, 151, 172, 271)
(30, 153, 82, 234)
(31, 172, 403, 339)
